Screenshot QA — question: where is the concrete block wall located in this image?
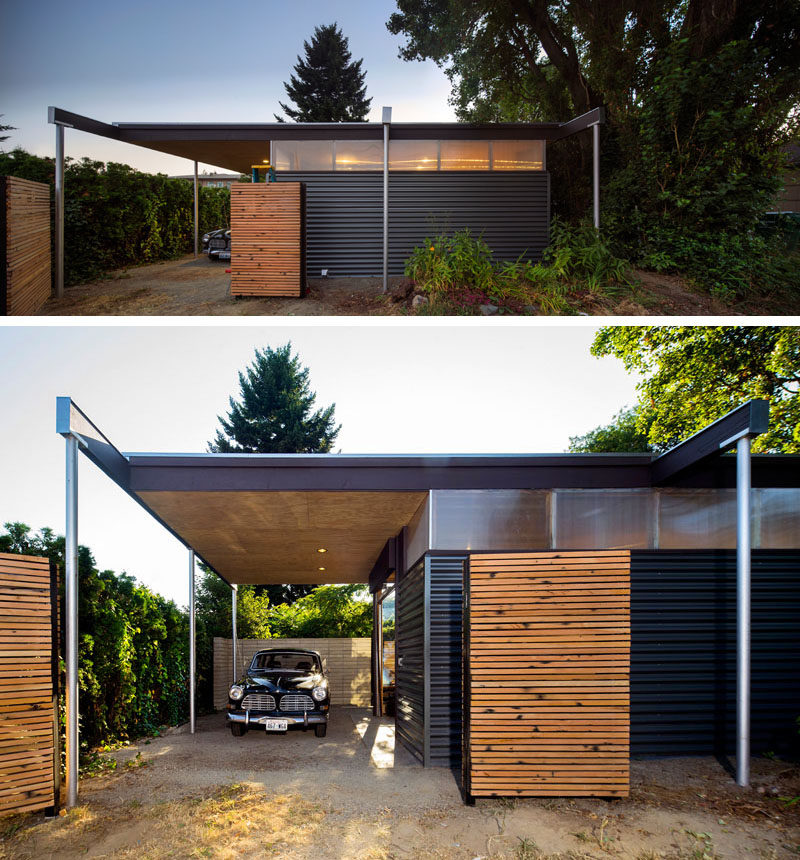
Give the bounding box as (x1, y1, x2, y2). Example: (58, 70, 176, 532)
(214, 637, 372, 710)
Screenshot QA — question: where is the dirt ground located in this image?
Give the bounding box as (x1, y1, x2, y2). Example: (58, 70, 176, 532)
(3, 708, 799, 859)
(36, 255, 795, 317)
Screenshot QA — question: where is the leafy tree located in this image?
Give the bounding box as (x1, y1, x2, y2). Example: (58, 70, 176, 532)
(569, 407, 653, 453)
(209, 343, 340, 454)
(0, 115, 15, 144)
(574, 326, 800, 453)
(277, 23, 371, 122)
(265, 585, 372, 638)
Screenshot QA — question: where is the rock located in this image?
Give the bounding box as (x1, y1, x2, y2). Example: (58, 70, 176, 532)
(479, 304, 499, 315)
(524, 304, 540, 315)
(412, 294, 429, 308)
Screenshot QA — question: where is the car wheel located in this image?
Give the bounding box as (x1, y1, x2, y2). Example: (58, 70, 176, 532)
(230, 722, 247, 737)
(314, 724, 327, 738)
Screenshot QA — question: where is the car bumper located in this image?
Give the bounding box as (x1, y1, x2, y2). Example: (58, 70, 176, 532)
(227, 710, 327, 728)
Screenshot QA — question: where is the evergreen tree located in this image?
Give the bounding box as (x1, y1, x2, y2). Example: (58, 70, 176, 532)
(276, 23, 371, 122)
(208, 343, 340, 454)
(0, 116, 15, 144)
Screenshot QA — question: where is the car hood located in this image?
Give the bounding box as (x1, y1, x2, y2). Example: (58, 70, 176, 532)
(241, 671, 324, 693)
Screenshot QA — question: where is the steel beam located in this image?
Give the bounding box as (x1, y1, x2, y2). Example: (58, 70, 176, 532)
(231, 585, 238, 683)
(736, 436, 751, 787)
(64, 433, 79, 807)
(189, 550, 196, 734)
(193, 162, 199, 257)
(373, 592, 383, 717)
(55, 124, 65, 298)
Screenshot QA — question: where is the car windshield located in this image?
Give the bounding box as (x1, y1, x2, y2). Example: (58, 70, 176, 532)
(250, 652, 320, 673)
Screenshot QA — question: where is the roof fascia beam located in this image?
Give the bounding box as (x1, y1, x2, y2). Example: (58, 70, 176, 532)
(554, 107, 605, 140)
(48, 107, 120, 140)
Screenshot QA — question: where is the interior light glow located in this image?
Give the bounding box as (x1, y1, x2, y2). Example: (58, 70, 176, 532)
(317, 548, 327, 553)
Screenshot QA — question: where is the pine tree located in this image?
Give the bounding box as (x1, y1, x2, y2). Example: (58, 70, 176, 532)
(276, 23, 371, 122)
(208, 343, 340, 454)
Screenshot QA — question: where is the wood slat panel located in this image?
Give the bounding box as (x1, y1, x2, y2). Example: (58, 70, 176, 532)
(0, 553, 57, 817)
(466, 551, 630, 799)
(230, 183, 304, 296)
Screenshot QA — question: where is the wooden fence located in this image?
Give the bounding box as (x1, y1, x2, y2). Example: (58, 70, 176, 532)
(463, 551, 630, 799)
(1, 177, 51, 315)
(230, 182, 305, 297)
(0, 553, 59, 816)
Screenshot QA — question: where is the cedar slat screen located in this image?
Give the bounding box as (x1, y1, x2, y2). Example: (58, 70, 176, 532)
(230, 183, 305, 297)
(0, 552, 59, 816)
(1, 177, 52, 315)
(464, 551, 630, 799)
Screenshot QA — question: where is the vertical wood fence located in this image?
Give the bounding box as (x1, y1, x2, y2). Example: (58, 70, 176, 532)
(463, 551, 630, 799)
(230, 182, 305, 297)
(1, 177, 51, 316)
(0, 553, 60, 817)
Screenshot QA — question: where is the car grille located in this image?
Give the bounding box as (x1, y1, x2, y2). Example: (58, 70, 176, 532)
(280, 694, 314, 712)
(209, 237, 227, 249)
(241, 693, 276, 711)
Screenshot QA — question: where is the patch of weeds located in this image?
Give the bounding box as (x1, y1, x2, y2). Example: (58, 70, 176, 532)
(573, 831, 592, 842)
(79, 751, 117, 777)
(515, 836, 540, 859)
(0, 816, 26, 840)
(779, 796, 800, 808)
(683, 828, 716, 860)
(124, 751, 148, 770)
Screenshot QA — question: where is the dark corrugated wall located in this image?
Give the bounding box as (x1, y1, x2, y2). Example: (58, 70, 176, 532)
(276, 172, 550, 277)
(630, 550, 800, 757)
(421, 549, 800, 767)
(395, 558, 425, 763)
(428, 555, 464, 767)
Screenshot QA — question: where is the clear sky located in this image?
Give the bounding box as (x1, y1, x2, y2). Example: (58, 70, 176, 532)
(1, 0, 455, 174)
(0, 323, 641, 607)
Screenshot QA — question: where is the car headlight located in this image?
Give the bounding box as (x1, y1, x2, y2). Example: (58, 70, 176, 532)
(202, 232, 211, 243)
(229, 684, 244, 701)
(312, 686, 327, 702)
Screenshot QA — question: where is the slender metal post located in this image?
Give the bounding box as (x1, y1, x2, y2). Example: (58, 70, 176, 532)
(382, 106, 391, 293)
(373, 592, 383, 717)
(55, 124, 65, 297)
(736, 436, 751, 787)
(189, 550, 196, 734)
(193, 162, 199, 257)
(592, 122, 600, 230)
(65, 434, 79, 807)
(231, 585, 238, 683)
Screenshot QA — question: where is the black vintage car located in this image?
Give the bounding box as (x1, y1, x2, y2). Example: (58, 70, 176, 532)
(202, 228, 231, 261)
(227, 648, 329, 737)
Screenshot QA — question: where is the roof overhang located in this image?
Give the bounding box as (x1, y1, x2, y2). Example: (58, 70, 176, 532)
(48, 106, 603, 174)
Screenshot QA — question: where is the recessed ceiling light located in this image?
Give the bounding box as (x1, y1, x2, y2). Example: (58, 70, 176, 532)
(318, 566, 326, 571)
(317, 548, 327, 553)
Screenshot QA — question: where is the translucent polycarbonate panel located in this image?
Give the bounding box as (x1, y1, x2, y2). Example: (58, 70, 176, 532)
(758, 488, 800, 548)
(491, 140, 544, 170)
(335, 140, 383, 171)
(273, 141, 334, 171)
(430, 490, 550, 551)
(440, 140, 489, 170)
(389, 140, 438, 171)
(554, 489, 655, 549)
(658, 489, 739, 549)
(405, 493, 431, 568)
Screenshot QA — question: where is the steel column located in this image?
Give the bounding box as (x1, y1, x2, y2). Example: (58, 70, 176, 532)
(55, 124, 65, 298)
(592, 122, 600, 230)
(231, 584, 238, 683)
(189, 550, 196, 734)
(373, 592, 383, 717)
(736, 436, 751, 787)
(64, 433, 79, 807)
(193, 161, 199, 257)
(382, 106, 391, 294)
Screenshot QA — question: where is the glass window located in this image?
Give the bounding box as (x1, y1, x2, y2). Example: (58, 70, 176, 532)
(440, 140, 489, 170)
(492, 140, 544, 170)
(554, 489, 656, 549)
(335, 139, 383, 171)
(431, 489, 550, 551)
(273, 141, 334, 171)
(658, 489, 740, 549)
(389, 140, 438, 171)
(757, 488, 800, 548)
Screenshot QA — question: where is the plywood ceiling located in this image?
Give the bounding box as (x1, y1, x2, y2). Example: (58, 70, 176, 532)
(136, 490, 427, 585)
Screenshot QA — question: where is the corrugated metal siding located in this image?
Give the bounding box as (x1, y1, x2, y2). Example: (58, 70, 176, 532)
(630, 550, 800, 756)
(395, 558, 425, 763)
(276, 172, 550, 276)
(428, 555, 464, 767)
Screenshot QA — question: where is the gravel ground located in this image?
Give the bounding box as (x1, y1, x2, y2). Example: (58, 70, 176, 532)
(3, 709, 799, 858)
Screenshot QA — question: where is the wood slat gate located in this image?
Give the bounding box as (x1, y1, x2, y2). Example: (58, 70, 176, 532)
(463, 551, 630, 800)
(0, 553, 60, 816)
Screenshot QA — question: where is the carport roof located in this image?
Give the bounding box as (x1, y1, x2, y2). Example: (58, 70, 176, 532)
(48, 106, 602, 174)
(57, 397, 800, 587)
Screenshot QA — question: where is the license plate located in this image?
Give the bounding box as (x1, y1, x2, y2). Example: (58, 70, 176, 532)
(219, 251, 231, 260)
(264, 719, 288, 732)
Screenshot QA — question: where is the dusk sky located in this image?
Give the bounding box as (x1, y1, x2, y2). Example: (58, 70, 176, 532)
(1, 0, 455, 174)
(0, 323, 640, 606)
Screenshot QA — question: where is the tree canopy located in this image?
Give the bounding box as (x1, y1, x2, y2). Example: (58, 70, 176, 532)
(569, 326, 800, 453)
(277, 23, 371, 122)
(209, 343, 340, 454)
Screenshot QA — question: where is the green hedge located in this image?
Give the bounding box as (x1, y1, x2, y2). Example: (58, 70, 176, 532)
(0, 148, 230, 287)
